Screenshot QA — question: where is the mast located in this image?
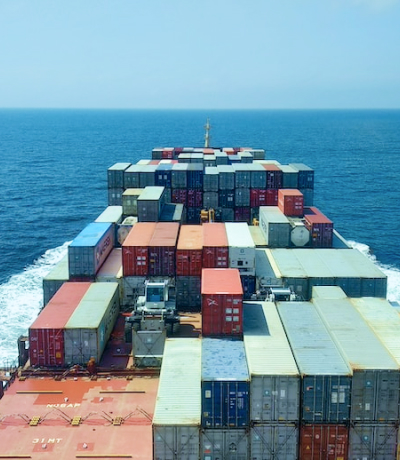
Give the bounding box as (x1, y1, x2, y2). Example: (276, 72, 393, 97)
(204, 118, 211, 148)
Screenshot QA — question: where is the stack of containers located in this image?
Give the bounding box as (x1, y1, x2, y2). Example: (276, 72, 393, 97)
(153, 338, 202, 460)
(186, 164, 203, 223)
(312, 288, 400, 460)
(200, 338, 250, 458)
(201, 268, 243, 336)
(233, 164, 251, 222)
(225, 222, 256, 299)
(148, 222, 180, 277)
(243, 302, 300, 460)
(64, 282, 120, 365)
(107, 162, 131, 205)
(277, 301, 353, 459)
(202, 222, 229, 269)
(68, 222, 114, 281)
(42, 255, 69, 306)
(175, 225, 203, 311)
(304, 206, 334, 248)
(217, 165, 235, 222)
(203, 166, 219, 211)
(171, 163, 188, 218)
(289, 163, 314, 206)
(29, 282, 92, 367)
(258, 206, 291, 248)
(278, 189, 304, 217)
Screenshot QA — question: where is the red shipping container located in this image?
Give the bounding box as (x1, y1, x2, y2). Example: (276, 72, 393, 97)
(278, 189, 304, 217)
(162, 148, 174, 159)
(172, 188, 187, 205)
(304, 207, 334, 248)
(122, 222, 157, 276)
(176, 225, 203, 276)
(187, 189, 203, 207)
(263, 164, 283, 189)
(201, 268, 243, 337)
(202, 223, 229, 268)
(250, 189, 279, 207)
(148, 222, 180, 276)
(149, 160, 160, 165)
(300, 424, 349, 460)
(29, 282, 91, 367)
(234, 207, 251, 223)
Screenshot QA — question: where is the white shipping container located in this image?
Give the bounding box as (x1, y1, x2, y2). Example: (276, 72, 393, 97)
(225, 222, 256, 275)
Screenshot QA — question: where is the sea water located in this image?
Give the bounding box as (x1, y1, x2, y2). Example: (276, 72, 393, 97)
(0, 108, 399, 365)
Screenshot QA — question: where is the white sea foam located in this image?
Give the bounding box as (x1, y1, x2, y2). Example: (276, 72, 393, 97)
(0, 242, 70, 367)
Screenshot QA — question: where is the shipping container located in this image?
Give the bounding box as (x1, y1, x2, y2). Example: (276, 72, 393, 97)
(215, 151, 229, 165)
(248, 163, 267, 189)
(68, 222, 114, 278)
(202, 222, 229, 268)
(218, 190, 235, 208)
(201, 268, 243, 336)
(107, 162, 131, 189)
(176, 225, 203, 276)
(139, 164, 157, 188)
(349, 423, 398, 460)
(186, 206, 202, 224)
(312, 295, 400, 422)
(232, 164, 251, 188)
(263, 163, 283, 189)
(304, 207, 334, 248)
(243, 302, 300, 422)
(137, 186, 166, 222)
(201, 429, 248, 459)
(277, 302, 352, 423)
(234, 207, 251, 224)
(148, 222, 180, 276)
(251, 424, 298, 460)
(220, 207, 234, 222)
(121, 189, 144, 216)
(238, 150, 254, 163)
(64, 282, 120, 364)
(225, 223, 256, 275)
(187, 189, 203, 208)
(217, 165, 235, 190)
(152, 148, 163, 159)
(159, 203, 184, 223)
(299, 424, 349, 460)
(259, 206, 291, 247)
(116, 216, 137, 246)
(203, 154, 216, 167)
(171, 163, 188, 189)
(301, 188, 314, 206)
(289, 163, 315, 189)
(201, 338, 250, 428)
(172, 187, 187, 205)
(42, 254, 69, 306)
(95, 248, 123, 299)
(278, 189, 304, 217)
(122, 275, 146, 307)
(176, 276, 201, 311)
(250, 188, 278, 207)
(107, 187, 124, 206)
(155, 163, 173, 188)
(122, 222, 157, 276)
(153, 338, 202, 460)
(29, 282, 92, 366)
(280, 165, 298, 188)
(187, 164, 203, 189)
(95, 205, 123, 224)
(203, 191, 219, 209)
(203, 166, 219, 191)
(235, 188, 250, 207)
(123, 164, 143, 189)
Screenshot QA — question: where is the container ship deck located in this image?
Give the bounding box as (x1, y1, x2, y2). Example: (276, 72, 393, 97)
(1, 141, 398, 460)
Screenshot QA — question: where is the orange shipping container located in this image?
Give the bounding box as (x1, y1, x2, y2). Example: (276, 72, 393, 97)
(278, 189, 304, 217)
(149, 222, 180, 276)
(122, 222, 157, 276)
(176, 225, 203, 276)
(202, 222, 229, 268)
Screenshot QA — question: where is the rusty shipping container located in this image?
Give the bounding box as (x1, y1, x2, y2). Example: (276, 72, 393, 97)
(299, 424, 349, 460)
(201, 268, 243, 336)
(278, 189, 304, 217)
(176, 225, 203, 276)
(29, 282, 92, 367)
(122, 222, 157, 276)
(148, 222, 180, 276)
(202, 222, 229, 268)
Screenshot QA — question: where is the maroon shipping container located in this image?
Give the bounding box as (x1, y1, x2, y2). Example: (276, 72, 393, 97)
(202, 223, 229, 268)
(201, 268, 243, 337)
(304, 207, 334, 248)
(278, 189, 304, 217)
(234, 207, 251, 223)
(299, 424, 349, 460)
(162, 148, 174, 159)
(263, 164, 283, 189)
(176, 225, 203, 276)
(148, 222, 180, 276)
(172, 188, 187, 205)
(187, 189, 203, 207)
(29, 282, 92, 367)
(122, 222, 157, 276)
(250, 189, 278, 207)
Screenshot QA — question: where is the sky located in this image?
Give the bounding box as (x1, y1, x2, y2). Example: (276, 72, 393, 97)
(0, 0, 399, 109)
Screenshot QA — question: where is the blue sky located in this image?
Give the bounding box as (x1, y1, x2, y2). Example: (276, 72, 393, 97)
(0, 0, 399, 109)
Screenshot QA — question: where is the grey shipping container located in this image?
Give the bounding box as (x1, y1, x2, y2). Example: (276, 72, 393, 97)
(64, 282, 120, 364)
(123, 164, 143, 188)
(153, 338, 202, 460)
(243, 302, 300, 422)
(312, 294, 400, 422)
(289, 163, 314, 189)
(201, 429, 248, 460)
(232, 164, 251, 188)
(107, 187, 124, 206)
(176, 276, 201, 311)
(139, 164, 157, 188)
(235, 188, 250, 207)
(217, 165, 235, 190)
(171, 163, 188, 188)
(203, 167, 219, 192)
(43, 254, 69, 306)
(137, 186, 166, 222)
(248, 163, 267, 188)
(107, 162, 131, 189)
(279, 165, 298, 188)
(259, 207, 291, 248)
(277, 302, 352, 423)
(203, 191, 219, 210)
(349, 424, 398, 460)
(250, 424, 298, 460)
(122, 189, 144, 216)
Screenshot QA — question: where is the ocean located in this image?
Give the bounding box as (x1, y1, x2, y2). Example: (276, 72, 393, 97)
(1, 108, 399, 366)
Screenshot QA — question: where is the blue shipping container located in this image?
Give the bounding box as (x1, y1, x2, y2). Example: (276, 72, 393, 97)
(202, 338, 250, 428)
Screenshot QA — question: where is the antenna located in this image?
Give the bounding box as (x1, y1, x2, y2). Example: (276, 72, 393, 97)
(204, 118, 211, 148)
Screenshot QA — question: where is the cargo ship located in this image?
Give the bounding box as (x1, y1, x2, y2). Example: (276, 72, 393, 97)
(0, 128, 398, 459)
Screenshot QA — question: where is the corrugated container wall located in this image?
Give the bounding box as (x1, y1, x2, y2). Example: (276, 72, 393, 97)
(202, 222, 229, 268)
(243, 302, 300, 422)
(349, 424, 398, 460)
(176, 225, 203, 276)
(250, 424, 298, 460)
(153, 338, 202, 460)
(148, 222, 180, 276)
(277, 302, 352, 423)
(29, 282, 92, 367)
(201, 338, 250, 428)
(201, 269, 243, 337)
(201, 429, 248, 460)
(122, 222, 157, 276)
(64, 282, 120, 364)
(68, 222, 114, 279)
(299, 424, 349, 460)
